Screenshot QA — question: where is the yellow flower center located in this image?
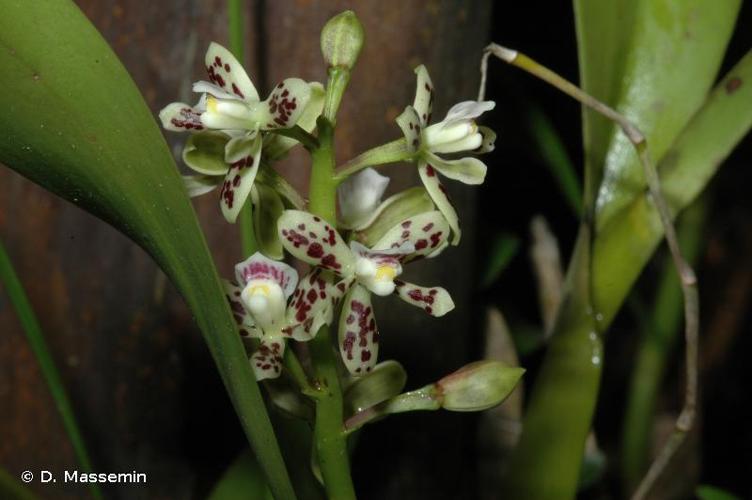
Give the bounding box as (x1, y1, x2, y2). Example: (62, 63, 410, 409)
(375, 265, 396, 281)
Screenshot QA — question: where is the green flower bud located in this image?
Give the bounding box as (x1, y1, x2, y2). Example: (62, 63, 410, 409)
(436, 361, 524, 412)
(320, 10, 365, 69)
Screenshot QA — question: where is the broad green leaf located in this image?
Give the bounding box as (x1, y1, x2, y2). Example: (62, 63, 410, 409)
(209, 450, 271, 500)
(593, 51, 752, 323)
(0, 1, 295, 498)
(591, 0, 740, 229)
(574, 0, 637, 208)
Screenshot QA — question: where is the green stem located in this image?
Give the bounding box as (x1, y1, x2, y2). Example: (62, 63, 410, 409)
(270, 126, 320, 152)
(0, 240, 102, 500)
(620, 197, 707, 491)
(501, 227, 602, 499)
(334, 138, 412, 183)
(227, 0, 257, 258)
(308, 117, 356, 499)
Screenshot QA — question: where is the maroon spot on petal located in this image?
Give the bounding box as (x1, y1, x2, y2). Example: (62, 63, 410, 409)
(425, 165, 436, 177)
(307, 242, 324, 258)
(422, 222, 434, 232)
(401, 220, 412, 229)
(361, 350, 371, 362)
(224, 63, 230, 71)
(415, 239, 428, 250)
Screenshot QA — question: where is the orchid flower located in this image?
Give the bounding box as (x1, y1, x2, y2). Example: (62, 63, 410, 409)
(159, 42, 317, 223)
(278, 210, 455, 375)
(396, 65, 496, 244)
(224, 252, 342, 380)
(337, 168, 391, 230)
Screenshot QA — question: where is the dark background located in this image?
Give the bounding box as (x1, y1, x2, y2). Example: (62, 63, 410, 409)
(1, 1, 750, 499)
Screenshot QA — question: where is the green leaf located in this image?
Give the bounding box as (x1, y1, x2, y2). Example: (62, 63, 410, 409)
(0, 2, 295, 498)
(590, 0, 740, 229)
(574, 0, 637, 208)
(593, 51, 752, 324)
(696, 485, 742, 500)
(0, 467, 37, 500)
(526, 106, 582, 216)
(480, 233, 520, 288)
(209, 450, 271, 500)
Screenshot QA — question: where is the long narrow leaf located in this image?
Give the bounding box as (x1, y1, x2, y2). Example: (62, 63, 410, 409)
(0, 241, 101, 499)
(0, 1, 295, 498)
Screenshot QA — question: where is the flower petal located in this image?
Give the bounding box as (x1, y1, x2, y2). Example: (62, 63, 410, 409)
(338, 283, 379, 375)
(261, 78, 312, 130)
(372, 210, 450, 261)
(394, 280, 455, 317)
(250, 335, 286, 380)
(219, 134, 262, 223)
(264, 82, 325, 161)
(225, 131, 259, 164)
(418, 162, 461, 245)
(251, 183, 285, 260)
(396, 106, 422, 153)
(440, 100, 495, 126)
(413, 65, 434, 127)
(234, 252, 298, 298)
(182, 131, 230, 175)
(222, 279, 261, 338)
(352, 187, 435, 247)
(183, 174, 220, 197)
(201, 96, 255, 130)
(425, 151, 487, 185)
(159, 102, 205, 132)
(475, 126, 496, 154)
(278, 210, 355, 274)
(205, 41, 260, 101)
(338, 168, 391, 230)
(192, 80, 242, 101)
(286, 269, 348, 341)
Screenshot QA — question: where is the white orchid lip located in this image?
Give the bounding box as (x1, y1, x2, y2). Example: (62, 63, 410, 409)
(240, 279, 287, 331)
(354, 256, 402, 296)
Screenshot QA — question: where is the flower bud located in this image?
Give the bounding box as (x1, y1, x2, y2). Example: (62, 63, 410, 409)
(320, 10, 365, 69)
(436, 361, 524, 412)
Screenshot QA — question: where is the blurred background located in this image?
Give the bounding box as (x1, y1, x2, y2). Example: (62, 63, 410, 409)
(0, 1, 750, 499)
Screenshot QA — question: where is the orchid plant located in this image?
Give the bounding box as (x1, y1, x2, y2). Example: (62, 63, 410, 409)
(156, 11, 522, 498)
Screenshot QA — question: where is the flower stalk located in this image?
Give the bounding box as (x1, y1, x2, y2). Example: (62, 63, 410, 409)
(308, 115, 356, 499)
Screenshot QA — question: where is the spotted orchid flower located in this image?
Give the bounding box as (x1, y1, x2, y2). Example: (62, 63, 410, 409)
(396, 65, 496, 245)
(224, 252, 342, 380)
(278, 210, 455, 375)
(159, 42, 315, 223)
